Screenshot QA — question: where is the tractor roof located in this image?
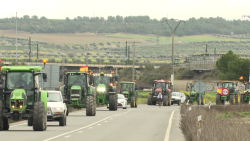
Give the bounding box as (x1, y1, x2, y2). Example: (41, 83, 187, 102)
(66, 72, 88, 74)
(154, 80, 169, 83)
(120, 81, 135, 84)
(1, 66, 42, 72)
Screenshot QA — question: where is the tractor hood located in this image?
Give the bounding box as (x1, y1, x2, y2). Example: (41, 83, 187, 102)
(122, 91, 129, 94)
(71, 85, 81, 90)
(96, 84, 106, 93)
(155, 88, 162, 93)
(10, 89, 27, 111)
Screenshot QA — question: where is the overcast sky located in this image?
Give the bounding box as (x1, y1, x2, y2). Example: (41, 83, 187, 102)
(1, 0, 250, 20)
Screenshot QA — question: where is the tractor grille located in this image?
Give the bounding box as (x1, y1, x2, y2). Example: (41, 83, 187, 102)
(71, 90, 80, 94)
(11, 100, 23, 108)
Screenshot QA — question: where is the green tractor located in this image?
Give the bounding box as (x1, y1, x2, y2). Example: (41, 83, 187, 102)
(92, 72, 118, 110)
(0, 66, 48, 131)
(241, 82, 250, 104)
(186, 82, 205, 105)
(119, 82, 138, 108)
(184, 57, 191, 63)
(60, 72, 96, 116)
(216, 81, 240, 105)
(174, 58, 180, 65)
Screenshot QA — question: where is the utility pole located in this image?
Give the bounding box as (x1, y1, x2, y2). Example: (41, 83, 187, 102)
(29, 37, 31, 62)
(127, 41, 141, 82)
(37, 44, 38, 61)
(162, 19, 184, 90)
(16, 12, 17, 62)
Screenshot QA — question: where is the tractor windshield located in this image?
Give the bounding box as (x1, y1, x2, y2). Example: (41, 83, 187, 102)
(7, 72, 34, 90)
(246, 83, 250, 90)
(155, 83, 165, 89)
(222, 82, 233, 89)
(121, 83, 133, 92)
(67, 75, 86, 87)
(93, 76, 110, 87)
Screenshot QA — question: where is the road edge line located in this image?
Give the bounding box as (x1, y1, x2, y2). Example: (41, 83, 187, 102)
(43, 110, 131, 141)
(164, 110, 175, 141)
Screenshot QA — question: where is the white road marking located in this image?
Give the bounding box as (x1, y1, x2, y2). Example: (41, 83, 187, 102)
(104, 121, 107, 122)
(10, 122, 27, 127)
(64, 136, 71, 138)
(88, 127, 93, 129)
(43, 110, 131, 141)
(97, 124, 101, 126)
(77, 131, 83, 133)
(164, 111, 175, 141)
(110, 118, 113, 120)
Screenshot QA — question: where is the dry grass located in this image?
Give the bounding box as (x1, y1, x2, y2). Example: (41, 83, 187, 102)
(180, 104, 250, 141)
(0, 30, 150, 44)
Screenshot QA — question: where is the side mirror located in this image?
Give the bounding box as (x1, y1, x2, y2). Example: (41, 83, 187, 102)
(43, 74, 47, 82)
(63, 99, 69, 103)
(115, 76, 118, 81)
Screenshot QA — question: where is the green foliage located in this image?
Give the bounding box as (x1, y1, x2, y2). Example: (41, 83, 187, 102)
(10, 61, 27, 66)
(217, 112, 232, 118)
(216, 50, 249, 81)
(176, 68, 194, 80)
(179, 91, 189, 96)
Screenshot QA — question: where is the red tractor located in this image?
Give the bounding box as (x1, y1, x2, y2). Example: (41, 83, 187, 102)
(147, 80, 172, 106)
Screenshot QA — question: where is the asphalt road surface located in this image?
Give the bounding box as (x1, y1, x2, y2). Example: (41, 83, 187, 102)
(0, 104, 184, 141)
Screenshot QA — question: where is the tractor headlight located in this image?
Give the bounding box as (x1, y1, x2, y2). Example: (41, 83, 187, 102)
(97, 88, 101, 91)
(19, 105, 23, 108)
(101, 88, 106, 91)
(12, 105, 15, 108)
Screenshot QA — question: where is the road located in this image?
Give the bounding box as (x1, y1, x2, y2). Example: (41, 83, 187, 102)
(0, 104, 184, 141)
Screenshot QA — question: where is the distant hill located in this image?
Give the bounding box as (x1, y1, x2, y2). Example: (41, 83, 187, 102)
(0, 15, 250, 36)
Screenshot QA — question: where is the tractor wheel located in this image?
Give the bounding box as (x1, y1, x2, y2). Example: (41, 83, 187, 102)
(28, 118, 33, 126)
(229, 95, 235, 105)
(235, 93, 240, 105)
(131, 97, 135, 108)
(109, 94, 117, 111)
(240, 94, 249, 104)
(59, 114, 66, 126)
(66, 107, 69, 116)
(135, 94, 138, 108)
(201, 95, 205, 105)
(168, 94, 172, 106)
(86, 95, 96, 116)
(152, 101, 156, 105)
(216, 94, 223, 105)
(0, 101, 3, 131)
(163, 96, 168, 106)
(33, 102, 46, 131)
(3, 118, 9, 130)
(147, 94, 152, 105)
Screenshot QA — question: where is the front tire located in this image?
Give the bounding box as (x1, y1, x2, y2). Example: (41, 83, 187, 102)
(201, 95, 205, 105)
(216, 94, 223, 105)
(109, 94, 118, 111)
(59, 114, 66, 126)
(86, 95, 96, 116)
(229, 95, 235, 105)
(3, 118, 9, 130)
(33, 102, 46, 131)
(28, 118, 33, 126)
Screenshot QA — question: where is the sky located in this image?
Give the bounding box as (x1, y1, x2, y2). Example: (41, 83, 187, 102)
(1, 0, 250, 20)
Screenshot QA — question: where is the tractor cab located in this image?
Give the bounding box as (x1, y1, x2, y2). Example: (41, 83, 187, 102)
(152, 80, 171, 95)
(62, 72, 89, 106)
(217, 81, 237, 94)
(92, 72, 117, 93)
(174, 58, 180, 65)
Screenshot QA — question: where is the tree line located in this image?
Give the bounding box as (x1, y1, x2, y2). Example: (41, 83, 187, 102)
(0, 15, 250, 36)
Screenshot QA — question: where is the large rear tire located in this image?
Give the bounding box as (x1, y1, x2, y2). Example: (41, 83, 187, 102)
(131, 97, 135, 108)
(3, 118, 9, 130)
(163, 96, 168, 106)
(109, 94, 117, 111)
(168, 94, 172, 106)
(229, 95, 235, 105)
(216, 94, 223, 105)
(147, 94, 152, 105)
(0, 101, 3, 131)
(86, 95, 96, 116)
(33, 102, 46, 131)
(240, 94, 249, 104)
(28, 118, 33, 126)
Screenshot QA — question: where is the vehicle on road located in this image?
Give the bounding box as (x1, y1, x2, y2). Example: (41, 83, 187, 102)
(171, 92, 185, 105)
(60, 71, 96, 116)
(184, 57, 191, 63)
(47, 91, 67, 126)
(118, 94, 127, 109)
(174, 58, 180, 65)
(120, 81, 138, 108)
(148, 80, 172, 106)
(216, 81, 240, 105)
(186, 82, 205, 105)
(241, 82, 250, 104)
(0, 65, 48, 131)
(92, 72, 118, 111)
